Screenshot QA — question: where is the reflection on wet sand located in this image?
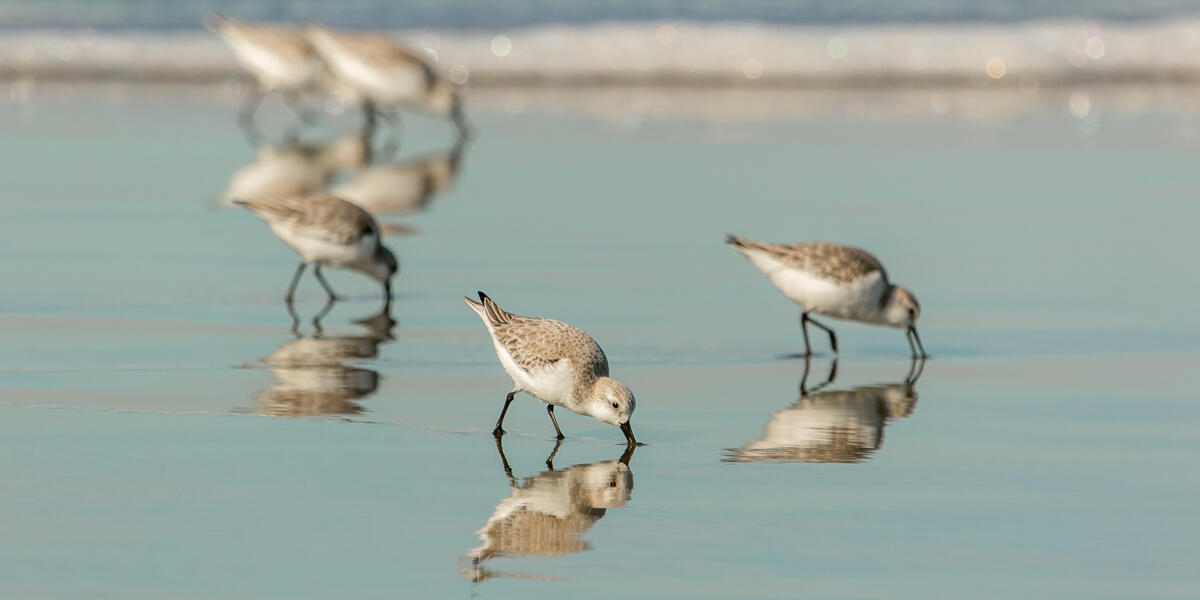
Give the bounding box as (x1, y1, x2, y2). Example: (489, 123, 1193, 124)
(724, 358, 924, 463)
(331, 134, 467, 217)
(218, 127, 370, 207)
(248, 304, 395, 417)
(461, 440, 635, 583)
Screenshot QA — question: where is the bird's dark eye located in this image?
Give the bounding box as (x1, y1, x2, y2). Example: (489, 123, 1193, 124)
(611, 402, 619, 409)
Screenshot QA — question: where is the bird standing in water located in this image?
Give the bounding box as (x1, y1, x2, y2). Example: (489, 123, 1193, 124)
(727, 235, 926, 358)
(465, 292, 638, 445)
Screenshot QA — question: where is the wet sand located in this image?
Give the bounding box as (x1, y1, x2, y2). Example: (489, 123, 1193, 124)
(1, 83, 1197, 598)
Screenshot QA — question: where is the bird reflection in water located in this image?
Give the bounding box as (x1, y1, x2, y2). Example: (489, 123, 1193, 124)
(332, 133, 468, 218)
(460, 439, 636, 583)
(218, 124, 372, 208)
(246, 303, 395, 418)
(724, 358, 924, 463)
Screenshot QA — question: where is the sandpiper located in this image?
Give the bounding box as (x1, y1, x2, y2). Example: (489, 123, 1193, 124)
(726, 235, 926, 357)
(464, 292, 637, 445)
(235, 194, 397, 304)
(205, 15, 340, 134)
(305, 24, 470, 136)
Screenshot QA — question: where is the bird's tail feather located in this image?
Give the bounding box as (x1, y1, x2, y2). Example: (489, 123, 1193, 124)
(464, 291, 514, 326)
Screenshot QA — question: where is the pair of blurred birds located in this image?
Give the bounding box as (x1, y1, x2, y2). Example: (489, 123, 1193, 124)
(206, 14, 469, 136)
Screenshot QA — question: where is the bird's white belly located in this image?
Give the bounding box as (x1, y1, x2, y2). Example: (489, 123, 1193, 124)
(770, 269, 886, 321)
(746, 250, 887, 322)
(492, 339, 574, 408)
(269, 222, 369, 267)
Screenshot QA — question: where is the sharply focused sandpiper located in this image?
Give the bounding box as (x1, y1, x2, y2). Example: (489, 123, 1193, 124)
(727, 235, 926, 357)
(305, 24, 469, 136)
(235, 194, 397, 304)
(465, 292, 637, 445)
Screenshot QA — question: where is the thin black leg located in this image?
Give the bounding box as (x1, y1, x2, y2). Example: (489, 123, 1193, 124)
(799, 355, 839, 396)
(493, 391, 517, 437)
(800, 312, 813, 357)
(311, 297, 336, 334)
(313, 264, 340, 300)
(492, 435, 515, 484)
(906, 354, 927, 386)
(546, 405, 565, 440)
(798, 354, 812, 395)
(804, 313, 839, 355)
(285, 262, 308, 302)
(618, 442, 636, 465)
(907, 326, 927, 359)
(286, 300, 302, 336)
(545, 437, 563, 470)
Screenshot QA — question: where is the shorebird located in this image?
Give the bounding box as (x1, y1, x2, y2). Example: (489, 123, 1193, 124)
(305, 24, 470, 136)
(464, 292, 637, 445)
(726, 235, 927, 358)
(235, 194, 398, 304)
(205, 15, 341, 136)
(461, 441, 634, 583)
(724, 358, 923, 463)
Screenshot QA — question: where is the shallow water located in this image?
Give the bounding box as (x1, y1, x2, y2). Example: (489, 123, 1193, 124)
(1, 85, 1198, 598)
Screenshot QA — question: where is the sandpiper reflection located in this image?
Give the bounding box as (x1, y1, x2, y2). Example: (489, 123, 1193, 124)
(332, 134, 468, 217)
(460, 440, 635, 583)
(218, 127, 371, 208)
(724, 358, 924, 463)
(248, 304, 395, 417)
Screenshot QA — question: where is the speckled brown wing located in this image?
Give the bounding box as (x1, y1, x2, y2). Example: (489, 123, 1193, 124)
(237, 194, 377, 245)
(731, 237, 888, 284)
(492, 317, 610, 379)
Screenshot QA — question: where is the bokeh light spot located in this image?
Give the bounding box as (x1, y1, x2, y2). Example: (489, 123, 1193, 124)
(985, 57, 1007, 79)
(827, 37, 848, 59)
(490, 35, 512, 57)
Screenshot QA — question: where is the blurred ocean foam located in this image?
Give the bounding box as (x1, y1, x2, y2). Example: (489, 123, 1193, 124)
(2, 20, 1200, 87)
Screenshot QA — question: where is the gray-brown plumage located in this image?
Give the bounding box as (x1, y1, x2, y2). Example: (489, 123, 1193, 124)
(236, 194, 397, 303)
(238, 194, 377, 244)
(481, 296, 609, 383)
(726, 234, 926, 357)
(727, 236, 887, 284)
(465, 292, 637, 443)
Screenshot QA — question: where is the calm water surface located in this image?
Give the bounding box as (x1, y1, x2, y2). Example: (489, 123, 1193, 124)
(1, 86, 1198, 598)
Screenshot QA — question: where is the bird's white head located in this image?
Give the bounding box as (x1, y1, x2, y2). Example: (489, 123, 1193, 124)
(589, 377, 636, 428)
(882, 285, 921, 329)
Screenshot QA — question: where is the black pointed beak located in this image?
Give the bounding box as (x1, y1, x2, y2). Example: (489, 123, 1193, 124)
(619, 421, 636, 446)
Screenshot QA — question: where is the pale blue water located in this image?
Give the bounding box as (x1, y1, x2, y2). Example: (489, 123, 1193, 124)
(1, 86, 1198, 598)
